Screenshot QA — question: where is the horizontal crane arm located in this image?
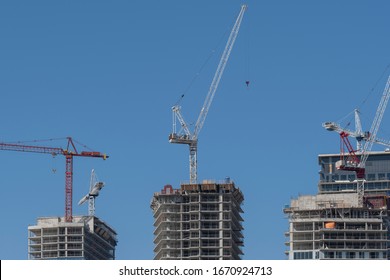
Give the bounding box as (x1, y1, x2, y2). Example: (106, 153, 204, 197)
(0, 140, 108, 159)
(0, 142, 63, 155)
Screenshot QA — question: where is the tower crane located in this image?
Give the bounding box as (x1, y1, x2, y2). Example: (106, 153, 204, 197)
(0, 137, 108, 222)
(78, 169, 105, 216)
(323, 109, 390, 151)
(169, 4, 247, 183)
(325, 76, 390, 207)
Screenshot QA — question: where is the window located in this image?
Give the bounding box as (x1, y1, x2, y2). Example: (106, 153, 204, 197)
(223, 240, 231, 247)
(67, 227, 82, 235)
(190, 205, 199, 211)
(315, 251, 319, 259)
(293, 251, 312, 260)
(324, 251, 334, 259)
(223, 249, 231, 256)
(190, 241, 199, 247)
(68, 236, 82, 242)
(346, 252, 355, 259)
(369, 252, 379, 259)
(190, 214, 198, 220)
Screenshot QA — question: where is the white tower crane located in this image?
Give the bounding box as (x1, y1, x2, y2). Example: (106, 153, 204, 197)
(323, 109, 390, 151)
(325, 76, 390, 207)
(78, 169, 105, 216)
(169, 5, 247, 183)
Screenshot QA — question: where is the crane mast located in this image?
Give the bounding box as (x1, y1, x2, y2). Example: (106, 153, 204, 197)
(169, 5, 247, 183)
(354, 76, 390, 206)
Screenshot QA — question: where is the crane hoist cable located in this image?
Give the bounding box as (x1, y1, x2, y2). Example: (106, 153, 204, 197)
(174, 15, 241, 107)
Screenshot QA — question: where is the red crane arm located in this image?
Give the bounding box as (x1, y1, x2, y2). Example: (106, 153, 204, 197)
(0, 138, 108, 159)
(0, 142, 63, 155)
(0, 137, 108, 222)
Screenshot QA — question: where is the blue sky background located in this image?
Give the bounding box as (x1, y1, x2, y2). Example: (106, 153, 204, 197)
(1, 0, 390, 260)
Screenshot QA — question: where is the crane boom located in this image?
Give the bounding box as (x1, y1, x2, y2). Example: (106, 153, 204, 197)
(169, 5, 247, 183)
(193, 4, 247, 137)
(323, 110, 390, 150)
(0, 137, 108, 222)
(360, 76, 390, 165)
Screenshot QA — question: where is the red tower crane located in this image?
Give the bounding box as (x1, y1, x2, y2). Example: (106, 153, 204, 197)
(326, 76, 390, 207)
(0, 137, 108, 222)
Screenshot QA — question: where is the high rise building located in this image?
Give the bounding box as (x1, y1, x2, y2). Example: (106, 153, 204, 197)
(284, 152, 390, 260)
(151, 180, 244, 260)
(28, 216, 117, 260)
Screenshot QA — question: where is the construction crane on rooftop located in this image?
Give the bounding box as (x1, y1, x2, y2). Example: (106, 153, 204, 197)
(324, 75, 390, 207)
(323, 109, 390, 151)
(169, 4, 247, 183)
(78, 169, 105, 216)
(0, 137, 108, 222)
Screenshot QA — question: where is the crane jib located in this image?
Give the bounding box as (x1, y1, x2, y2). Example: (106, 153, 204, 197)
(170, 5, 247, 183)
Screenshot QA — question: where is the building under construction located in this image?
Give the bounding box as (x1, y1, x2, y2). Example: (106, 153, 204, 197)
(284, 152, 390, 260)
(150, 180, 244, 260)
(28, 216, 117, 260)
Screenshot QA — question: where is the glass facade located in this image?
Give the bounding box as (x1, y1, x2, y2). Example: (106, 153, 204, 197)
(318, 152, 390, 194)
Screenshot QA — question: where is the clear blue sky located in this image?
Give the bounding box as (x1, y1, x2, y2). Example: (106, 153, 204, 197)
(1, 0, 390, 260)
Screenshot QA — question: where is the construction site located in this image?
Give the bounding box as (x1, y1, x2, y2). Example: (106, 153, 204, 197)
(284, 152, 390, 259)
(150, 180, 244, 260)
(284, 78, 390, 259)
(0, 4, 248, 261)
(28, 216, 117, 260)
(149, 5, 247, 260)
(0, 138, 117, 260)
(3, 3, 390, 262)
